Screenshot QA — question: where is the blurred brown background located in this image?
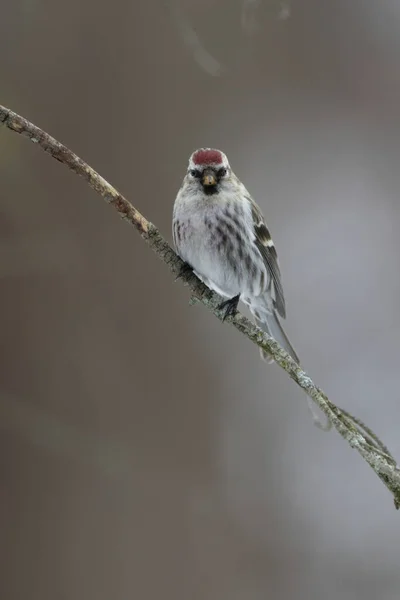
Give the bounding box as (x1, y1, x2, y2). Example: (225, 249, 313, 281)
(1, 0, 400, 598)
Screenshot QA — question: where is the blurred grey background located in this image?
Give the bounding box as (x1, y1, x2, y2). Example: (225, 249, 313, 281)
(1, 0, 400, 598)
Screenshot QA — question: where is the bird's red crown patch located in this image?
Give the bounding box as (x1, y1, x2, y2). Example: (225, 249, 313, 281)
(192, 149, 223, 166)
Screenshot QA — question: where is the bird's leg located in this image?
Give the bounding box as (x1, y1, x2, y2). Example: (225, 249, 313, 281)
(218, 294, 240, 321)
(175, 261, 194, 282)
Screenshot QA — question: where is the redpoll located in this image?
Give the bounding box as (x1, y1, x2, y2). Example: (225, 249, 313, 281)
(172, 147, 299, 364)
(173, 149, 332, 431)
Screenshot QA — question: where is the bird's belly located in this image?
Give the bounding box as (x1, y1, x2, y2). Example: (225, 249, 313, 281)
(180, 225, 243, 299)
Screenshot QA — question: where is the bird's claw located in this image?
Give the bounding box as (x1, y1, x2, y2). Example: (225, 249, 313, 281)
(217, 294, 240, 321)
(175, 262, 193, 282)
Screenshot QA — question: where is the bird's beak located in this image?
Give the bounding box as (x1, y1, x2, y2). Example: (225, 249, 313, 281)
(202, 168, 217, 187)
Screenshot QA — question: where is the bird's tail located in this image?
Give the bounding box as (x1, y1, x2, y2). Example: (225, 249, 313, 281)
(253, 308, 299, 364)
(253, 307, 331, 431)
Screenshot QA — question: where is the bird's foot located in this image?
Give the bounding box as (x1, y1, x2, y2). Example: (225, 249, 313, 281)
(218, 294, 240, 321)
(175, 261, 193, 282)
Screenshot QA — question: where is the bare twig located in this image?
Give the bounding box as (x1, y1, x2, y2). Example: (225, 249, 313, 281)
(1, 104, 400, 509)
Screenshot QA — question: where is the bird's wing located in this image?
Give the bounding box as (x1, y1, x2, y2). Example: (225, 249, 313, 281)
(249, 197, 286, 318)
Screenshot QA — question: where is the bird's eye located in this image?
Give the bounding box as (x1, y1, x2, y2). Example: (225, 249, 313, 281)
(190, 169, 201, 178)
(218, 167, 227, 177)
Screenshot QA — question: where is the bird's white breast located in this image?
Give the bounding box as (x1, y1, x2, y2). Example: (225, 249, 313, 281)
(173, 185, 268, 301)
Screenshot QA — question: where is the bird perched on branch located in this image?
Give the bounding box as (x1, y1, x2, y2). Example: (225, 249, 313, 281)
(173, 147, 299, 364)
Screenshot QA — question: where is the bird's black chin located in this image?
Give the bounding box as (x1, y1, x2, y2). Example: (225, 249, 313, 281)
(202, 184, 219, 196)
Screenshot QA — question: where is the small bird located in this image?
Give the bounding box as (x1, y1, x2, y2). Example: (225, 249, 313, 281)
(173, 147, 299, 364)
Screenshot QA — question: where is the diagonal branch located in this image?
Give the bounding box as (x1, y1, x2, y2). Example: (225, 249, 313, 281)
(1, 103, 400, 508)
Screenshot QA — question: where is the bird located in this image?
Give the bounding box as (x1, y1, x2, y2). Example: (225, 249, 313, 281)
(172, 147, 299, 364)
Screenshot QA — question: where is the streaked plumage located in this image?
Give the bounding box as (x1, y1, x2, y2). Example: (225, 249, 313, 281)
(173, 148, 299, 363)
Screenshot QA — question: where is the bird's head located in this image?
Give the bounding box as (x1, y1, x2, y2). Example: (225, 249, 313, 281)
(186, 148, 231, 196)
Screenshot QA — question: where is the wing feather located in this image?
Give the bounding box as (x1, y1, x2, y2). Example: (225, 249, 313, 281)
(249, 199, 286, 318)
